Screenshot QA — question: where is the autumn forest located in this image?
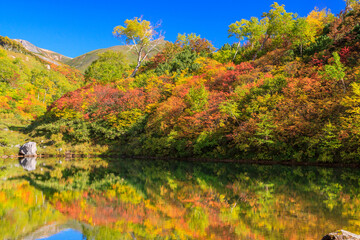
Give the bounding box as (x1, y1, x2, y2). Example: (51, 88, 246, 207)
(1, 2, 360, 162)
(2, 1, 360, 239)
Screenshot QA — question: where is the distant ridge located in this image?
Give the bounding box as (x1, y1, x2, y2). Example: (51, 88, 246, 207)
(15, 39, 72, 65)
(66, 40, 167, 73)
(13, 38, 166, 72)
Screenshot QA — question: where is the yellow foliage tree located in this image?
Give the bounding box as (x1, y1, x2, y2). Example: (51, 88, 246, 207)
(113, 17, 164, 77)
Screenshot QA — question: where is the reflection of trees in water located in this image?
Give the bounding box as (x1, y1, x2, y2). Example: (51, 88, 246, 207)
(41, 159, 360, 239)
(1, 158, 360, 239)
(19, 157, 37, 171)
(0, 180, 64, 240)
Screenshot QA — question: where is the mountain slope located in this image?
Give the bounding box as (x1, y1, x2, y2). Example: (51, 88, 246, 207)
(66, 40, 167, 72)
(0, 36, 84, 120)
(15, 39, 72, 64)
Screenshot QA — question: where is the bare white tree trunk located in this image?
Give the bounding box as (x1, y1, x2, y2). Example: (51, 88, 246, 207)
(129, 38, 163, 78)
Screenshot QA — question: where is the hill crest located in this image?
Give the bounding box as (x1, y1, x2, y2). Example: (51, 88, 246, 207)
(14, 39, 72, 65)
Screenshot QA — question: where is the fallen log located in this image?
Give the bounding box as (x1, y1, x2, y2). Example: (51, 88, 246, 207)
(322, 230, 360, 240)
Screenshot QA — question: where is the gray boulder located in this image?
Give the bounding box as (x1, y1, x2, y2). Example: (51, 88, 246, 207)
(19, 157, 37, 171)
(19, 142, 37, 156)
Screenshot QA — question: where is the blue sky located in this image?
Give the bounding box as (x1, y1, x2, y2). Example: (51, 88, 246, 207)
(0, 0, 346, 58)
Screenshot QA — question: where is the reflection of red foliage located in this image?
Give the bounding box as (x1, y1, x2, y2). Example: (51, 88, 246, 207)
(51, 185, 244, 239)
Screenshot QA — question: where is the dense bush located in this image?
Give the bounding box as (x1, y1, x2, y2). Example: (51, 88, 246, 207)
(85, 51, 129, 84)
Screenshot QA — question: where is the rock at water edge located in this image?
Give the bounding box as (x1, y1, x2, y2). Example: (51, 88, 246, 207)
(19, 142, 37, 156)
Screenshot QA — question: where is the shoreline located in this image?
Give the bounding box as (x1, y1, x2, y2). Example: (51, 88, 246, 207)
(3, 153, 360, 168)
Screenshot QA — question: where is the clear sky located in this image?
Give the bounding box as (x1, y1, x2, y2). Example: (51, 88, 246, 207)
(0, 0, 346, 58)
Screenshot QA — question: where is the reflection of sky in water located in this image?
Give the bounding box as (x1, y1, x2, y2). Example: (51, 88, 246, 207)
(37, 229, 84, 240)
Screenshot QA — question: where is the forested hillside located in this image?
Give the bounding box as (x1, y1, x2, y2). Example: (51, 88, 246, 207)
(4, 2, 360, 162)
(0, 36, 85, 156)
(0, 36, 84, 119)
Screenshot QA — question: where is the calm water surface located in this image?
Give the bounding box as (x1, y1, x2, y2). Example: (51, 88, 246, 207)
(0, 157, 360, 239)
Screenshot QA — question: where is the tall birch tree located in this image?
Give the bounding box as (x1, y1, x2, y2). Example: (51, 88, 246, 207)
(113, 17, 164, 77)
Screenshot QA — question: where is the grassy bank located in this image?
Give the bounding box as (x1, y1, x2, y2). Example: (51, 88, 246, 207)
(0, 116, 109, 157)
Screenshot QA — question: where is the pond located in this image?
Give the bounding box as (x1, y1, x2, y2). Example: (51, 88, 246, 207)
(0, 157, 359, 239)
